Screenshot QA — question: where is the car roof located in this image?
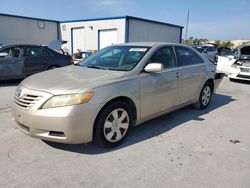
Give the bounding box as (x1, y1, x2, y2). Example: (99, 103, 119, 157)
(115, 42, 184, 47)
(191, 45, 203, 48)
(0, 44, 46, 48)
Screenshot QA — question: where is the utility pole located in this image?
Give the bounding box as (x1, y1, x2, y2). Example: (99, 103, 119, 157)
(185, 9, 190, 42)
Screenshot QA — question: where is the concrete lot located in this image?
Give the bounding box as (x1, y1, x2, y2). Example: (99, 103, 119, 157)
(0, 78, 249, 188)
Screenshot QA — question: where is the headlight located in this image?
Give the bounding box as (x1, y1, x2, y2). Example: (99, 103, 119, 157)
(231, 63, 240, 70)
(41, 92, 94, 109)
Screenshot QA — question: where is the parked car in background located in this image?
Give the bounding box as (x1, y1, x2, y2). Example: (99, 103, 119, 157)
(191, 44, 218, 63)
(0, 44, 73, 81)
(12, 42, 223, 148)
(217, 43, 250, 81)
(202, 44, 218, 63)
(191, 45, 203, 53)
(216, 47, 236, 75)
(217, 47, 234, 57)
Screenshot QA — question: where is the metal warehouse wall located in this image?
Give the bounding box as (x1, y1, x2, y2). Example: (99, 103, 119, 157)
(128, 18, 181, 43)
(0, 15, 58, 45)
(59, 18, 126, 54)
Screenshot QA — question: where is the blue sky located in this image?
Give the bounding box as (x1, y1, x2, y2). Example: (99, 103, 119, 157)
(0, 0, 249, 40)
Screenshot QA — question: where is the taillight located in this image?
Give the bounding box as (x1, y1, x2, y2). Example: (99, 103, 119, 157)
(67, 56, 74, 64)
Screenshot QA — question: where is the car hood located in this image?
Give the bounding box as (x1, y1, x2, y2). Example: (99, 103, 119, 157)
(239, 45, 250, 60)
(22, 65, 126, 95)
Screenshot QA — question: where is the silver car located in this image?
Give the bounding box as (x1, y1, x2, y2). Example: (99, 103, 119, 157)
(202, 44, 218, 63)
(192, 44, 218, 63)
(11, 42, 221, 147)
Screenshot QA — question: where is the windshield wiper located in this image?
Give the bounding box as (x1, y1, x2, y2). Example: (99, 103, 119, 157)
(105, 67, 126, 71)
(86, 65, 103, 69)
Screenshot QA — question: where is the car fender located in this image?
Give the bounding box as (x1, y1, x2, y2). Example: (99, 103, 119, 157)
(89, 78, 141, 120)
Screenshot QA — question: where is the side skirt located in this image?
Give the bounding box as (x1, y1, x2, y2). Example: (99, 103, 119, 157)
(135, 100, 197, 126)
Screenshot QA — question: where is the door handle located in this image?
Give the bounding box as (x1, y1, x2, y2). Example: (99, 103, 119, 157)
(176, 71, 181, 78)
(14, 60, 22, 64)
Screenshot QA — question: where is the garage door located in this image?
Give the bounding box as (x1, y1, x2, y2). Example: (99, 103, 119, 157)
(72, 27, 85, 54)
(99, 29, 118, 50)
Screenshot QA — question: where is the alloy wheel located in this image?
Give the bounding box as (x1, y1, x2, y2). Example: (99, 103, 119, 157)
(201, 86, 211, 106)
(103, 108, 129, 143)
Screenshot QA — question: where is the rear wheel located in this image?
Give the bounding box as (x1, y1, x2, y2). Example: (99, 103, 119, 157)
(193, 82, 213, 109)
(47, 65, 59, 70)
(94, 101, 133, 148)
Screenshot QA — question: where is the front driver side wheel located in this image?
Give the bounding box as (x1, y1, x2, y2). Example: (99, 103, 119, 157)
(94, 101, 133, 148)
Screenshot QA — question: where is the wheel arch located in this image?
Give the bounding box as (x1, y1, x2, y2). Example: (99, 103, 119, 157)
(205, 78, 214, 92)
(92, 96, 138, 138)
(47, 64, 59, 70)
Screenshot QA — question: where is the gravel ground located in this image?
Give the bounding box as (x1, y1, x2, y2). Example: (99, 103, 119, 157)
(0, 78, 249, 188)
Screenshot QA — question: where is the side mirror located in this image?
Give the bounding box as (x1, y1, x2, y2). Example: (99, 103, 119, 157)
(144, 63, 164, 73)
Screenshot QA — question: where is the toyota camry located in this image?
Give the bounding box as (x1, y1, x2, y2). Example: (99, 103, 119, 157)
(11, 42, 222, 147)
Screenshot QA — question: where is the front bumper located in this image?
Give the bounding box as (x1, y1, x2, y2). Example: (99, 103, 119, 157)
(229, 66, 250, 81)
(11, 87, 100, 144)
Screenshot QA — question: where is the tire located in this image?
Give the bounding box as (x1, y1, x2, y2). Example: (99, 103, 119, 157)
(94, 101, 133, 148)
(229, 78, 235, 82)
(193, 82, 213, 109)
(47, 65, 59, 70)
(214, 56, 218, 63)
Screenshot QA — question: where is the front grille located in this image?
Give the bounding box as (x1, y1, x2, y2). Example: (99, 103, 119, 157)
(14, 94, 42, 109)
(240, 67, 250, 73)
(237, 74, 250, 79)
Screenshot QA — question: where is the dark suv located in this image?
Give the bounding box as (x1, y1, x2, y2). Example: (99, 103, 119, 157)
(0, 44, 73, 81)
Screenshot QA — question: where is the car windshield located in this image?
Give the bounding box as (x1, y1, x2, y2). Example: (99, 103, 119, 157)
(240, 46, 250, 60)
(79, 46, 150, 71)
(192, 46, 203, 53)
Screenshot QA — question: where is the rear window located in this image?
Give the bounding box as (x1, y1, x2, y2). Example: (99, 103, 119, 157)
(42, 49, 52, 56)
(192, 46, 203, 53)
(205, 46, 216, 52)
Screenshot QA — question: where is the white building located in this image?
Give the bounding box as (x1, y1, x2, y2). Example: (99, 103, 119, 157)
(0, 14, 183, 55)
(60, 16, 183, 54)
(0, 13, 59, 45)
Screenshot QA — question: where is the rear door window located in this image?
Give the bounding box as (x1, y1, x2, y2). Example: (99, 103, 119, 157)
(175, 46, 204, 66)
(25, 47, 43, 57)
(206, 46, 216, 52)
